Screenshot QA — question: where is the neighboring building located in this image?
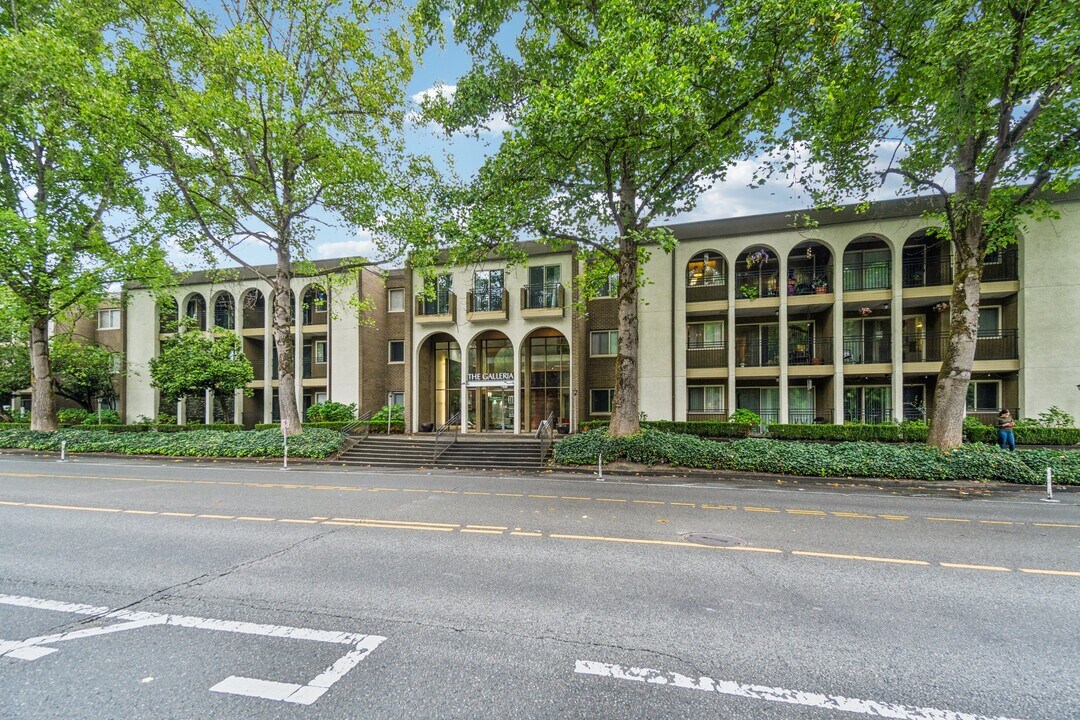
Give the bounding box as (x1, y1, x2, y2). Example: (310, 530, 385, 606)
(114, 193, 1079, 431)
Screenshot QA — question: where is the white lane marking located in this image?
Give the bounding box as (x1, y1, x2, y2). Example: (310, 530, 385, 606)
(574, 661, 1026, 720)
(0, 593, 386, 706)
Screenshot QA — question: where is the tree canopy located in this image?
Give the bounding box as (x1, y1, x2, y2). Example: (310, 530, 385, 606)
(149, 323, 254, 408)
(50, 337, 119, 412)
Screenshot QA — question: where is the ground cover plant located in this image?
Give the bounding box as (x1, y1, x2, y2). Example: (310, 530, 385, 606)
(0, 428, 344, 459)
(554, 429, 1078, 484)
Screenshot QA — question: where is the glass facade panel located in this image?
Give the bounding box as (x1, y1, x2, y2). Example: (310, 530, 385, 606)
(524, 334, 570, 429)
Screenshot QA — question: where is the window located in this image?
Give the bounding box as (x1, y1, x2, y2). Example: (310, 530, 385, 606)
(109, 353, 123, 375)
(527, 265, 561, 308)
(314, 392, 328, 405)
(966, 381, 1000, 411)
(314, 340, 328, 364)
(596, 273, 618, 298)
(590, 330, 618, 357)
(590, 388, 614, 415)
(688, 385, 724, 413)
(688, 321, 724, 347)
(978, 306, 1001, 337)
(98, 308, 121, 330)
(390, 391, 405, 406)
(388, 288, 404, 313)
(687, 252, 724, 287)
(419, 275, 452, 315)
(388, 340, 405, 363)
(472, 269, 505, 311)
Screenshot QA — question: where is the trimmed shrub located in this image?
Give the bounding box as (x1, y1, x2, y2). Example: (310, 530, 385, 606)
(729, 408, 762, 426)
(554, 428, 1078, 484)
(967, 425, 1080, 446)
(81, 409, 122, 426)
(0, 428, 343, 459)
(766, 423, 930, 443)
(57, 408, 89, 424)
(306, 402, 356, 423)
(581, 420, 752, 438)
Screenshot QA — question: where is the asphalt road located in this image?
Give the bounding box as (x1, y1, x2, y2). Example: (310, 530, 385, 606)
(0, 454, 1077, 719)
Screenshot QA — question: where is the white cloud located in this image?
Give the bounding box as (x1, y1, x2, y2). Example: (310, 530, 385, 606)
(409, 83, 511, 136)
(314, 229, 377, 259)
(411, 84, 457, 105)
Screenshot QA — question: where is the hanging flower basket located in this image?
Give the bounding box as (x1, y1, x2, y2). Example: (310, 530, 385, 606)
(858, 306, 872, 317)
(933, 301, 949, 313)
(745, 249, 770, 269)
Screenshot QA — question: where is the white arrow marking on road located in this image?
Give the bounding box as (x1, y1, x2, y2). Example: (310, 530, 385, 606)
(574, 661, 1026, 720)
(0, 593, 385, 706)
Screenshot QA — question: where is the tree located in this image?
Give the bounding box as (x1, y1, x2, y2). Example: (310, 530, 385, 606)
(419, 0, 855, 435)
(51, 337, 118, 411)
(783, 0, 1079, 448)
(125, 0, 426, 434)
(148, 322, 254, 417)
(0, 0, 168, 431)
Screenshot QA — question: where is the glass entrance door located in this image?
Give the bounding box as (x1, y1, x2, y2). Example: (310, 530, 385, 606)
(470, 387, 515, 431)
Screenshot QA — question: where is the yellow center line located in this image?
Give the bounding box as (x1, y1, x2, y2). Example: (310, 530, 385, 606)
(0, 500, 25, 506)
(978, 520, 1015, 525)
(632, 500, 665, 505)
(793, 551, 930, 566)
(197, 514, 235, 520)
(595, 498, 627, 503)
(510, 531, 542, 537)
(879, 515, 909, 520)
(463, 491, 491, 496)
(495, 493, 524, 497)
(744, 506, 780, 513)
(331, 517, 460, 528)
(25, 503, 121, 513)
(832, 512, 876, 519)
(1033, 523, 1080, 529)
(159, 512, 196, 517)
(402, 489, 429, 493)
(787, 509, 826, 516)
(236, 516, 274, 522)
(1019, 568, 1080, 577)
(122, 510, 158, 515)
(940, 562, 1012, 572)
(460, 528, 504, 535)
(328, 521, 454, 532)
(702, 504, 737, 510)
(466, 525, 508, 530)
(561, 496, 591, 501)
(927, 517, 971, 523)
(669, 502, 696, 507)
(278, 518, 318, 524)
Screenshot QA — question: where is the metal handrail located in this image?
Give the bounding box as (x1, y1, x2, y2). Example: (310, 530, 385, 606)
(433, 411, 460, 462)
(537, 411, 556, 464)
(341, 410, 373, 440)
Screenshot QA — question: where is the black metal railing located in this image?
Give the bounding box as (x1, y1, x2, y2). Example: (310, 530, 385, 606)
(342, 410, 374, 440)
(982, 247, 1019, 281)
(468, 287, 507, 313)
(902, 257, 952, 288)
(537, 411, 556, 463)
(785, 266, 833, 296)
(903, 329, 1019, 362)
(788, 409, 833, 425)
(687, 410, 728, 422)
(433, 411, 461, 461)
(842, 336, 892, 364)
(735, 270, 780, 299)
(416, 291, 454, 317)
(842, 262, 892, 291)
(522, 282, 564, 310)
(735, 340, 780, 367)
(242, 311, 264, 330)
(754, 409, 780, 424)
(686, 276, 727, 303)
(687, 341, 727, 368)
(844, 407, 894, 424)
(788, 338, 833, 365)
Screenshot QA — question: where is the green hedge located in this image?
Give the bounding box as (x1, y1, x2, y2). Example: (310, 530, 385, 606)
(967, 425, 1080, 446)
(0, 423, 243, 433)
(0, 428, 344, 459)
(254, 421, 405, 433)
(581, 420, 752, 438)
(766, 423, 930, 443)
(554, 429, 1079, 484)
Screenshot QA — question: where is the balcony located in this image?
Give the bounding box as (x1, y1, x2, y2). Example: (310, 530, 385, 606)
(735, 271, 780, 300)
(687, 410, 728, 422)
(902, 257, 952, 288)
(687, 341, 727, 369)
(844, 407, 894, 424)
(415, 292, 456, 324)
(466, 287, 509, 321)
(982, 247, 1019, 282)
(788, 409, 833, 424)
(302, 362, 328, 380)
(842, 336, 892, 364)
(735, 340, 780, 367)
(686, 276, 726, 303)
(842, 261, 891, 292)
(520, 282, 565, 318)
(786, 267, 833, 296)
(903, 329, 1019, 362)
(788, 338, 833, 366)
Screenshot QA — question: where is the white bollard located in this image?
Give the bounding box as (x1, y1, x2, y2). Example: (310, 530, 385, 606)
(1042, 467, 1058, 503)
(58, 440, 67, 463)
(598, 451, 604, 480)
(282, 432, 288, 471)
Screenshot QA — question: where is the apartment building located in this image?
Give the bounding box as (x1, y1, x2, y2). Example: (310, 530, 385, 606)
(111, 193, 1079, 431)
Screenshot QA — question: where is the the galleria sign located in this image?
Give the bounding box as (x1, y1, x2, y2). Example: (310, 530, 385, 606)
(466, 372, 514, 387)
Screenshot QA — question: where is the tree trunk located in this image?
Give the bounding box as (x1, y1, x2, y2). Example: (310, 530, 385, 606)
(28, 319, 58, 432)
(608, 235, 640, 436)
(272, 258, 303, 436)
(927, 236, 983, 449)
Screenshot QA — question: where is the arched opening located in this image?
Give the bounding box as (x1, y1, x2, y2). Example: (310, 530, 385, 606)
(158, 297, 179, 334)
(467, 330, 514, 432)
(787, 241, 832, 295)
(183, 293, 207, 331)
(843, 236, 891, 291)
(212, 292, 235, 330)
(902, 230, 951, 288)
(301, 284, 328, 326)
(269, 290, 296, 324)
(735, 246, 779, 299)
(520, 328, 570, 433)
(417, 332, 461, 431)
(686, 250, 727, 302)
(241, 289, 265, 329)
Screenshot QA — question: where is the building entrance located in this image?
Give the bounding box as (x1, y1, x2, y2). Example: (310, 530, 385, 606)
(466, 331, 515, 433)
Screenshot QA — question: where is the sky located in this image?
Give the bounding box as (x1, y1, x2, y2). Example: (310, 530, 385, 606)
(164, 3, 934, 271)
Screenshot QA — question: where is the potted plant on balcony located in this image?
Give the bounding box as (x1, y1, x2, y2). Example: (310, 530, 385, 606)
(813, 275, 829, 294)
(744, 249, 770, 269)
(738, 283, 759, 300)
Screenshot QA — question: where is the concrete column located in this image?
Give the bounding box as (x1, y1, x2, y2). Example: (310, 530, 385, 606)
(204, 389, 212, 424)
(177, 399, 186, 425)
(262, 287, 273, 424)
(234, 297, 243, 425)
(832, 258, 845, 424)
(778, 252, 789, 424)
(726, 258, 737, 418)
(513, 340, 522, 435)
(891, 243, 905, 422)
(294, 289, 303, 417)
(460, 379, 468, 434)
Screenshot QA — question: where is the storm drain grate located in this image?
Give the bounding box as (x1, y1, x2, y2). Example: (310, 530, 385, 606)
(681, 533, 746, 547)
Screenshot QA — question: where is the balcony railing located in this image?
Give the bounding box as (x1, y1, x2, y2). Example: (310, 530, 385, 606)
(785, 267, 832, 296)
(467, 287, 508, 313)
(746, 408, 780, 424)
(842, 262, 891, 291)
(521, 282, 565, 310)
(788, 409, 832, 425)
(982, 247, 1019, 282)
(686, 276, 726, 303)
(302, 363, 327, 380)
(735, 340, 780, 367)
(844, 406, 894, 424)
(967, 408, 1020, 425)
(842, 336, 892, 364)
(903, 329, 1019, 362)
(687, 410, 728, 422)
(902, 257, 952, 288)
(687, 341, 727, 368)
(788, 338, 833, 365)
(735, 270, 780, 299)
(416, 291, 455, 318)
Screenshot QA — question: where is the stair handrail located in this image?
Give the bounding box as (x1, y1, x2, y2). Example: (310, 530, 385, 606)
(433, 411, 460, 462)
(537, 411, 556, 464)
(341, 410, 374, 440)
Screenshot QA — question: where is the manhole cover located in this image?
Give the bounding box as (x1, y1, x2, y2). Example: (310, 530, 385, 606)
(681, 533, 746, 547)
